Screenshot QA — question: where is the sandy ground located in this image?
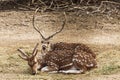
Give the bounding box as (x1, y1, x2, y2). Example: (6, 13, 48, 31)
(0, 11, 120, 80)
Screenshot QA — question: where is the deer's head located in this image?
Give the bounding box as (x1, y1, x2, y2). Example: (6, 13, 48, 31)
(32, 8, 66, 53)
(18, 43, 40, 75)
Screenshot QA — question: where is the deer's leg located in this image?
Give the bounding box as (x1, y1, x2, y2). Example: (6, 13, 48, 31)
(41, 61, 59, 72)
(73, 54, 87, 73)
(73, 60, 87, 73)
(60, 63, 73, 70)
(85, 57, 97, 70)
(47, 65, 59, 71)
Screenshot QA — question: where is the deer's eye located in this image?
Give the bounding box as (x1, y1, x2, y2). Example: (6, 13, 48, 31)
(47, 42, 49, 44)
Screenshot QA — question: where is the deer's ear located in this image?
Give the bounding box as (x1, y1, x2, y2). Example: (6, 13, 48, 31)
(47, 42, 49, 44)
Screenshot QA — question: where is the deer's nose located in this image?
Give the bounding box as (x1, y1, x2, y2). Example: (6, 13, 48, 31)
(42, 46, 46, 50)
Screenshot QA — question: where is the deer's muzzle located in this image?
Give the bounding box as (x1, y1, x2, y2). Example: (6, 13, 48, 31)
(42, 45, 46, 50)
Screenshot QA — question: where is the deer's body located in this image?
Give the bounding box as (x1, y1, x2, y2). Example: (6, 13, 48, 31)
(40, 50, 75, 71)
(40, 48, 97, 73)
(51, 42, 96, 58)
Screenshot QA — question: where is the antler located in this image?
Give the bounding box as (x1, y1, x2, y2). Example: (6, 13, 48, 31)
(18, 49, 28, 57)
(46, 12, 66, 40)
(18, 43, 39, 60)
(33, 49, 38, 57)
(18, 49, 29, 60)
(32, 8, 47, 40)
(32, 8, 66, 40)
(32, 43, 39, 56)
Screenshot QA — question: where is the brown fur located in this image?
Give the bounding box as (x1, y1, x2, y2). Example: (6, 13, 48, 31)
(40, 50, 74, 71)
(40, 48, 97, 73)
(51, 42, 96, 58)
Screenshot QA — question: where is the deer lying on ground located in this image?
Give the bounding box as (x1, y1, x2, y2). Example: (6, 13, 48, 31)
(18, 43, 97, 75)
(40, 45, 97, 74)
(18, 8, 97, 75)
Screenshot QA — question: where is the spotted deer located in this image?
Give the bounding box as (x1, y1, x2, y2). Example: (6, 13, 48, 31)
(18, 43, 41, 75)
(18, 43, 97, 74)
(40, 47, 97, 74)
(32, 8, 97, 73)
(18, 7, 97, 75)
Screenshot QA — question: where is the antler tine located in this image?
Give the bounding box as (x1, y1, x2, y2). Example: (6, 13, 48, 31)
(32, 43, 39, 56)
(32, 8, 47, 40)
(46, 12, 67, 40)
(18, 54, 28, 61)
(34, 49, 38, 57)
(17, 49, 28, 58)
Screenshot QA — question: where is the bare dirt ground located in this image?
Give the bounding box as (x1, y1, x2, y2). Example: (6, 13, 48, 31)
(0, 11, 120, 80)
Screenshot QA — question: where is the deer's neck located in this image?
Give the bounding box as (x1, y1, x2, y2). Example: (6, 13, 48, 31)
(41, 50, 48, 55)
(37, 53, 47, 70)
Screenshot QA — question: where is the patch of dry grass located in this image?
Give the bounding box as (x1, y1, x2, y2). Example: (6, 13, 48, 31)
(89, 50, 120, 75)
(0, 44, 120, 80)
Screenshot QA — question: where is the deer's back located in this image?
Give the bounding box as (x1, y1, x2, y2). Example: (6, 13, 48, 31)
(52, 42, 96, 58)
